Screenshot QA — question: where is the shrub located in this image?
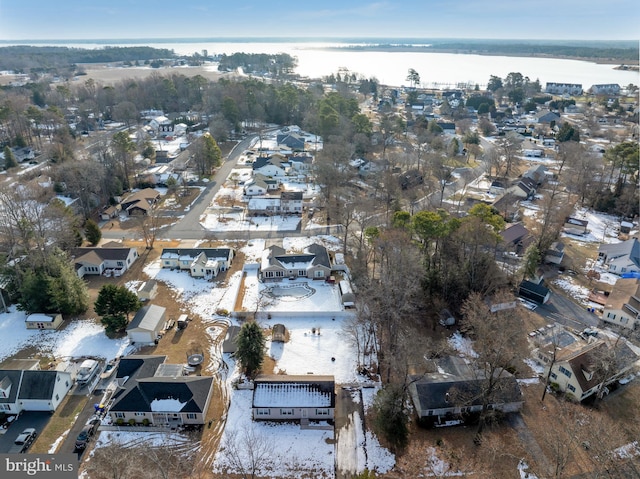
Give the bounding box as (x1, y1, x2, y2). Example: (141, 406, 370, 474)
(128, 418, 136, 426)
(116, 418, 124, 426)
(142, 418, 150, 426)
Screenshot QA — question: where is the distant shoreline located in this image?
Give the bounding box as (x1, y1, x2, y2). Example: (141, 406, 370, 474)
(320, 45, 640, 66)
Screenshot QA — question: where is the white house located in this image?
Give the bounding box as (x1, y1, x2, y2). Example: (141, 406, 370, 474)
(159, 248, 234, 279)
(72, 247, 139, 278)
(598, 238, 640, 275)
(126, 305, 167, 344)
(0, 369, 73, 413)
(260, 243, 332, 281)
(252, 156, 288, 177)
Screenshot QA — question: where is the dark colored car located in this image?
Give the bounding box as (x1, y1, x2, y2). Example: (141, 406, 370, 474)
(75, 419, 100, 450)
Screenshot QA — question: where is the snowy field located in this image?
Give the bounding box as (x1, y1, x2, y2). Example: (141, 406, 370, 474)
(0, 307, 132, 363)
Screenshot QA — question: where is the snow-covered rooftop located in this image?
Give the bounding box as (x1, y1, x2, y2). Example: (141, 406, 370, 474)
(253, 383, 332, 408)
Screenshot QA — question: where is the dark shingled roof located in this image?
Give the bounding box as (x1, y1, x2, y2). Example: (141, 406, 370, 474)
(0, 370, 22, 404)
(17, 370, 59, 400)
(110, 355, 212, 414)
(411, 375, 522, 412)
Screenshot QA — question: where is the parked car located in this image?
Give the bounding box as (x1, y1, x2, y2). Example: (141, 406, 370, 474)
(75, 419, 100, 450)
(9, 428, 37, 453)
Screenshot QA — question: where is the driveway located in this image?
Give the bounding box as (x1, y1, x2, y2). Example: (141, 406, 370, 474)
(0, 411, 52, 453)
(536, 286, 599, 329)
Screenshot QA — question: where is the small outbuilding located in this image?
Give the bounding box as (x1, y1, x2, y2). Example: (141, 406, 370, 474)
(519, 280, 551, 304)
(126, 305, 167, 344)
(25, 313, 63, 330)
(137, 280, 158, 301)
(272, 324, 286, 343)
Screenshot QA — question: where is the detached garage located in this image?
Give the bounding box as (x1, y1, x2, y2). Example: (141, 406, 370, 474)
(519, 280, 551, 304)
(126, 305, 167, 344)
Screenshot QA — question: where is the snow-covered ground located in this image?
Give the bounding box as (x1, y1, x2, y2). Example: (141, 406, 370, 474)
(0, 307, 132, 363)
(561, 207, 625, 245)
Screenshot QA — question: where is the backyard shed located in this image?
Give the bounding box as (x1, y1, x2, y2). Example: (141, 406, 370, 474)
(25, 313, 63, 330)
(272, 324, 286, 342)
(126, 305, 167, 343)
(137, 280, 158, 301)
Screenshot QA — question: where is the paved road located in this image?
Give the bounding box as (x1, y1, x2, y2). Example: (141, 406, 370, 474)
(536, 283, 599, 330)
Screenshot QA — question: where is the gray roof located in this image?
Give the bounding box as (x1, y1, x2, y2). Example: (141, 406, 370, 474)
(17, 370, 60, 400)
(160, 248, 233, 261)
(110, 355, 213, 414)
(0, 370, 22, 404)
(127, 305, 166, 332)
(72, 247, 135, 262)
(598, 239, 640, 268)
(501, 223, 530, 245)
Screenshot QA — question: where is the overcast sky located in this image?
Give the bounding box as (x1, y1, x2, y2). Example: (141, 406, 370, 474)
(0, 0, 638, 41)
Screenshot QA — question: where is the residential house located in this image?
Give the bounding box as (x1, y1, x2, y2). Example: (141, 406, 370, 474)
(126, 305, 167, 344)
(564, 217, 589, 235)
(72, 247, 139, 278)
(120, 188, 161, 216)
(100, 204, 122, 221)
(280, 191, 303, 214)
(545, 242, 565, 265)
(620, 221, 634, 235)
(523, 165, 548, 185)
(243, 176, 269, 196)
(149, 115, 174, 136)
(545, 338, 637, 401)
(590, 84, 620, 95)
(602, 278, 640, 329)
(0, 369, 73, 414)
(493, 193, 521, 222)
(500, 223, 533, 256)
(287, 154, 313, 172)
(108, 355, 213, 426)
(252, 375, 335, 421)
(277, 132, 306, 150)
(508, 177, 536, 199)
(545, 83, 583, 95)
(436, 122, 456, 135)
(489, 179, 507, 196)
(252, 156, 288, 177)
(247, 197, 282, 216)
(25, 313, 63, 330)
(408, 356, 523, 425)
(598, 238, 640, 275)
(260, 243, 332, 281)
(535, 110, 561, 124)
(160, 248, 234, 279)
(519, 280, 551, 304)
(398, 169, 423, 190)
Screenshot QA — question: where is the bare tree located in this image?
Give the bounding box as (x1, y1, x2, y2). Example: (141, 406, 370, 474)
(136, 204, 162, 249)
(460, 291, 527, 443)
(217, 426, 276, 479)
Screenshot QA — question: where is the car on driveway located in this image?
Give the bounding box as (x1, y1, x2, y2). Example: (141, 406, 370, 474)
(9, 428, 37, 453)
(75, 419, 100, 451)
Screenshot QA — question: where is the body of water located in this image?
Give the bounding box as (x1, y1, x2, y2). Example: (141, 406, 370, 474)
(7, 39, 639, 88)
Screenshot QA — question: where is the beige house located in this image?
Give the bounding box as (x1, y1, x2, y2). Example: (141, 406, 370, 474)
(25, 313, 63, 330)
(545, 338, 637, 401)
(72, 247, 139, 278)
(252, 375, 335, 421)
(602, 278, 640, 329)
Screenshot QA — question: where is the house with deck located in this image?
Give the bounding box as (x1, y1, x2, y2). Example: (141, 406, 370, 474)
(108, 355, 213, 426)
(252, 375, 335, 421)
(72, 247, 139, 278)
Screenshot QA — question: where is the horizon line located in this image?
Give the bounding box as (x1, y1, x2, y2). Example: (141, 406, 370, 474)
(0, 36, 637, 44)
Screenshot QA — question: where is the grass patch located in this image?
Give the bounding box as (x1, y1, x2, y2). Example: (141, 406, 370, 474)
(30, 395, 89, 453)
